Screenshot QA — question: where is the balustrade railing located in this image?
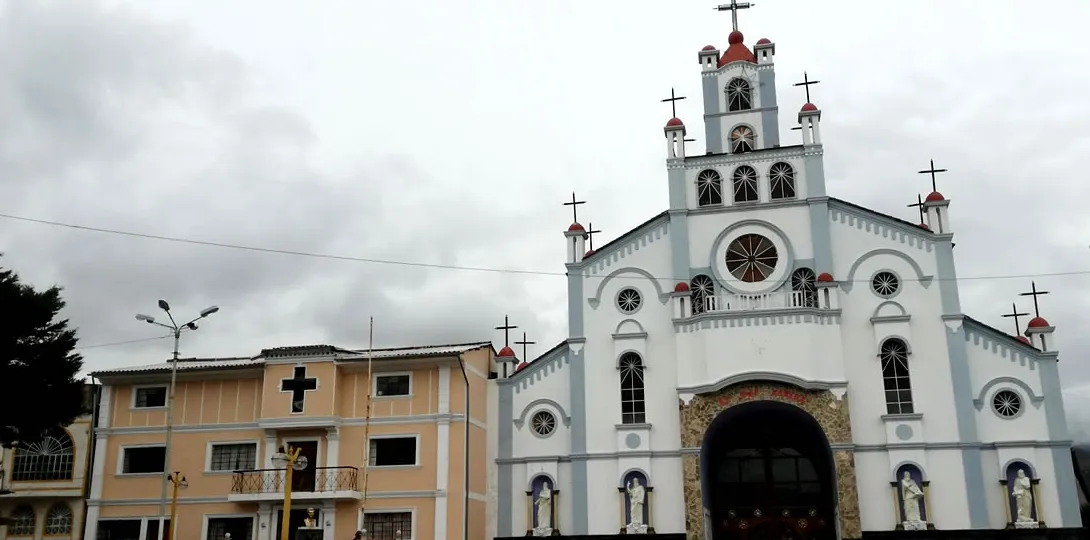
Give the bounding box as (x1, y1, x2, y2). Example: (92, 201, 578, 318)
(230, 466, 359, 494)
(703, 290, 816, 313)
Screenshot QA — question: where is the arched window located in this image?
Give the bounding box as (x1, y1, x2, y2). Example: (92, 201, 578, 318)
(729, 125, 755, 153)
(44, 503, 73, 535)
(8, 505, 36, 536)
(13, 432, 75, 481)
(690, 275, 715, 314)
(696, 169, 723, 206)
(732, 165, 759, 203)
(726, 78, 753, 111)
(881, 339, 913, 414)
(769, 162, 796, 200)
(790, 268, 817, 308)
(619, 353, 646, 425)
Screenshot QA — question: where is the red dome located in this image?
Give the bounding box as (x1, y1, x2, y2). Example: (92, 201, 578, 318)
(702, 45, 717, 51)
(568, 223, 585, 232)
(1026, 316, 1050, 328)
(919, 223, 931, 230)
(674, 282, 690, 293)
(817, 272, 834, 283)
(925, 191, 945, 202)
(498, 346, 516, 358)
(584, 249, 595, 257)
(666, 117, 684, 128)
(756, 38, 772, 45)
(515, 361, 529, 372)
(728, 31, 744, 45)
(801, 102, 818, 112)
(1016, 336, 1032, 345)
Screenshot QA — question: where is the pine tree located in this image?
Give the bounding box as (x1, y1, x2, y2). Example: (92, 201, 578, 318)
(0, 255, 85, 448)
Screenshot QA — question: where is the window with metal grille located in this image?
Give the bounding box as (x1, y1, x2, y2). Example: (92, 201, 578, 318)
(209, 443, 257, 471)
(8, 506, 35, 536)
(726, 78, 752, 111)
(134, 386, 167, 408)
(44, 503, 73, 534)
(12, 433, 75, 481)
(368, 437, 417, 467)
(881, 339, 914, 414)
(96, 519, 142, 540)
(122, 446, 166, 474)
(619, 353, 646, 425)
(375, 374, 411, 397)
(207, 517, 254, 540)
(363, 512, 412, 540)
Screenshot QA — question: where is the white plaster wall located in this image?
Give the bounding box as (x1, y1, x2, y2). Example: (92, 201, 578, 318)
(683, 154, 810, 209)
(981, 448, 1009, 529)
(1030, 447, 1060, 526)
(485, 382, 499, 540)
(687, 205, 813, 270)
(963, 330, 1048, 442)
(650, 456, 687, 534)
(925, 449, 974, 530)
(855, 451, 896, 531)
(586, 459, 621, 534)
(510, 363, 572, 458)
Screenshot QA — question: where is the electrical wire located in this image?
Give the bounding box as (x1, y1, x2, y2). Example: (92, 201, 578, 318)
(2, 211, 1088, 284)
(75, 335, 172, 350)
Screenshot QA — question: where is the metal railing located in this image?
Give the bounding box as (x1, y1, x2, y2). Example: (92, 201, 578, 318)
(230, 466, 359, 494)
(703, 290, 816, 313)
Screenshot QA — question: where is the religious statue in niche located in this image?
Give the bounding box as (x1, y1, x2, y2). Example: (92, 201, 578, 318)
(1010, 468, 1038, 528)
(532, 478, 554, 537)
(623, 472, 650, 534)
(899, 470, 926, 531)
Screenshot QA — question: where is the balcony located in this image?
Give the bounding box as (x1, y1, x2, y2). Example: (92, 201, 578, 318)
(228, 466, 361, 502)
(700, 290, 817, 313)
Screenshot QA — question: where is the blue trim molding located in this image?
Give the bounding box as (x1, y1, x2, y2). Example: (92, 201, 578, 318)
(842, 248, 933, 293)
(702, 74, 722, 154)
(1038, 357, 1082, 526)
(757, 68, 779, 148)
(568, 343, 589, 533)
(669, 210, 691, 286)
(587, 267, 671, 309)
(497, 383, 514, 536)
(567, 267, 584, 338)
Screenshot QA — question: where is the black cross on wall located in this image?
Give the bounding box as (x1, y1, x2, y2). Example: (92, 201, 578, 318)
(280, 366, 319, 413)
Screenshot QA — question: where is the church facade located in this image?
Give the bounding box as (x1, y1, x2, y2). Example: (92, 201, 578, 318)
(488, 13, 1082, 540)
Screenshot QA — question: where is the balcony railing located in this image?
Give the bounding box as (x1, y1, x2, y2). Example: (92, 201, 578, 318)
(231, 466, 359, 495)
(702, 290, 816, 313)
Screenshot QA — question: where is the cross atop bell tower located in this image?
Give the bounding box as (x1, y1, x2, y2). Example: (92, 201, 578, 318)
(714, 0, 754, 32)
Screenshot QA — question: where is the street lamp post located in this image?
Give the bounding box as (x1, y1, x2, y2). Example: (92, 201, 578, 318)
(135, 300, 220, 540)
(271, 445, 309, 540)
(167, 471, 188, 540)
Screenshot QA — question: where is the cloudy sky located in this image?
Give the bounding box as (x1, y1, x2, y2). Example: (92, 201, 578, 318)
(3, 1, 1090, 430)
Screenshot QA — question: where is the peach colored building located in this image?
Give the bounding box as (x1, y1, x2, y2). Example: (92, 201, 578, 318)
(1, 385, 100, 540)
(85, 342, 496, 540)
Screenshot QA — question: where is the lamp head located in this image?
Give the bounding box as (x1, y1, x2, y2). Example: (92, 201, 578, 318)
(135, 314, 155, 324)
(293, 455, 309, 471)
(157, 300, 171, 312)
(271, 450, 289, 469)
(200, 305, 220, 317)
(186, 322, 198, 331)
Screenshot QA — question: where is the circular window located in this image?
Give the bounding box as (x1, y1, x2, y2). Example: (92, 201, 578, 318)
(725, 234, 778, 283)
(992, 390, 1022, 418)
(871, 271, 900, 297)
(617, 288, 642, 313)
(531, 410, 556, 436)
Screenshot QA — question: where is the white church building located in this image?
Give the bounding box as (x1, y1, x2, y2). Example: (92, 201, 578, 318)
(486, 7, 1082, 540)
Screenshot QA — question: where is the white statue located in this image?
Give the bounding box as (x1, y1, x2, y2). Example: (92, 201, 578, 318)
(900, 471, 925, 529)
(534, 481, 553, 535)
(1012, 469, 1036, 525)
(626, 477, 648, 534)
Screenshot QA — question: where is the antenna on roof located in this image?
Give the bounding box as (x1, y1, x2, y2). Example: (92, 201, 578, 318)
(360, 317, 375, 519)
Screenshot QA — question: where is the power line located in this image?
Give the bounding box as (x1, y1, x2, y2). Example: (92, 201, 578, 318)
(2, 211, 1089, 284)
(75, 335, 172, 350)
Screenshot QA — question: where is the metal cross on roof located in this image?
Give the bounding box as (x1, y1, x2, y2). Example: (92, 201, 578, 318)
(1018, 281, 1050, 318)
(586, 222, 602, 250)
(918, 159, 948, 193)
(494, 315, 518, 347)
(793, 72, 821, 103)
(907, 194, 926, 223)
(661, 87, 687, 118)
(1001, 302, 1030, 335)
(514, 332, 536, 364)
(714, 0, 754, 32)
(563, 192, 586, 224)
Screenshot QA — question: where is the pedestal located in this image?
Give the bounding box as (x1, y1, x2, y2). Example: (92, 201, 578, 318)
(295, 526, 323, 540)
(902, 520, 927, 531)
(626, 523, 649, 534)
(531, 526, 554, 537)
(1015, 521, 1040, 529)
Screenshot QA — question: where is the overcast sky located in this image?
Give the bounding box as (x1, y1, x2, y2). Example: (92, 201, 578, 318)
(3, 0, 1090, 431)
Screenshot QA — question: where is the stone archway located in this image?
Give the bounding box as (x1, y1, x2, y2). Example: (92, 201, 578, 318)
(679, 382, 861, 540)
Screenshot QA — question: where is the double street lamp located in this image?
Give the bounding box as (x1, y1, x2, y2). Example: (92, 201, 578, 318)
(135, 300, 219, 540)
(167, 471, 188, 539)
(271, 445, 309, 540)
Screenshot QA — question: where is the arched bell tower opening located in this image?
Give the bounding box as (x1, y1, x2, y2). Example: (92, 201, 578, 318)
(700, 400, 838, 540)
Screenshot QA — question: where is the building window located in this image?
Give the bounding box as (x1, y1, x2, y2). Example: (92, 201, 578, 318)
(8, 506, 35, 536)
(144, 520, 170, 540)
(12, 432, 75, 481)
(790, 268, 818, 308)
(726, 234, 778, 283)
(881, 339, 913, 414)
(993, 390, 1022, 418)
(871, 271, 900, 298)
(96, 519, 142, 540)
(726, 78, 752, 111)
(531, 410, 557, 437)
(368, 437, 417, 467)
(616, 288, 642, 313)
(375, 374, 411, 397)
(690, 274, 715, 314)
(44, 503, 73, 535)
(207, 517, 254, 540)
(732, 165, 759, 202)
(363, 512, 412, 540)
(122, 446, 166, 474)
(134, 386, 167, 408)
(619, 353, 646, 425)
(697, 169, 723, 206)
(209, 443, 257, 472)
(769, 162, 796, 199)
(729, 126, 755, 153)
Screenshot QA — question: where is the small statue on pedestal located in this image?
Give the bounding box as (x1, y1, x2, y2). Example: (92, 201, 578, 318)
(533, 481, 553, 537)
(626, 477, 648, 534)
(899, 471, 926, 531)
(1012, 469, 1038, 529)
(295, 508, 322, 540)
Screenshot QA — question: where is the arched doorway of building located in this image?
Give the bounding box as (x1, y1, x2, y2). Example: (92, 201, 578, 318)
(700, 400, 838, 540)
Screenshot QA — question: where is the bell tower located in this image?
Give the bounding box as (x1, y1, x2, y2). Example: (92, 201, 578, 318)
(700, 1, 781, 154)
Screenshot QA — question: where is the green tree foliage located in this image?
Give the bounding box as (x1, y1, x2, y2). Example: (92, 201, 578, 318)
(0, 255, 85, 447)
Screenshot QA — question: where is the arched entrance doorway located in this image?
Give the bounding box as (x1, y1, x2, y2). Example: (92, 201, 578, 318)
(700, 400, 837, 540)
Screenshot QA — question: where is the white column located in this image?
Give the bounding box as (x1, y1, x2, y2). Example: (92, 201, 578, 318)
(435, 365, 452, 540)
(84, 385, 113, 540)
(322, 501, 336, 540)
(438, 365, 452, 414)
(326, 428, 340, 469)
(264, 432, 278, 468)
(258, 503, 274, 540)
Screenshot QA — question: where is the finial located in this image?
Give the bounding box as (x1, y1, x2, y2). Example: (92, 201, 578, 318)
(917, 159, 948, 194)
(714, 0, 754, 32)
(562, 192, 586, 224)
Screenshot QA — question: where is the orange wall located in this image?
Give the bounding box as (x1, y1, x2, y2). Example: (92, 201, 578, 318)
(260, 362, 337, 418)
(110, 378, 263, 428)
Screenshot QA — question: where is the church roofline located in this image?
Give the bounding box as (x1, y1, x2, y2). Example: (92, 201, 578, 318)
(500, 339, 569, 384)
(827, 197, 933, 238)
(962, 316, 1046, 356)
(580, 211, 669, 265)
